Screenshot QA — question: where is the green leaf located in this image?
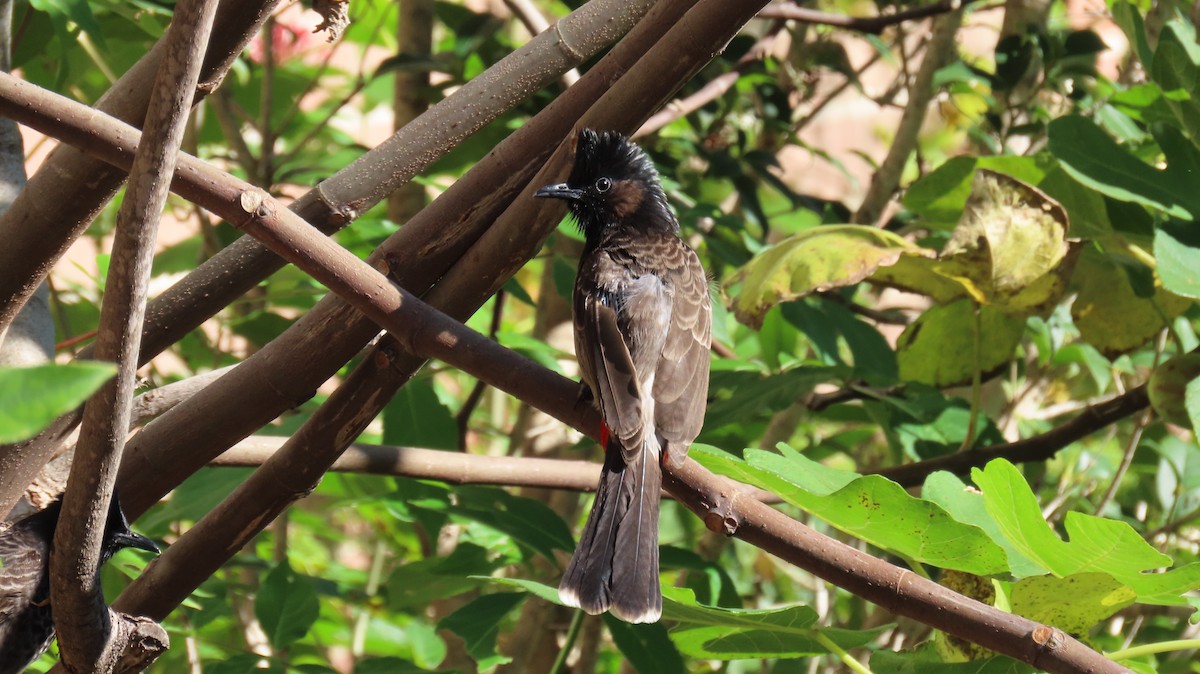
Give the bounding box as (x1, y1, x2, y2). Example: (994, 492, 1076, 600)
(705, 366, 835, 429)
(661, 586, 886, 659)
(782, 300, 898, 383)
(896, 300, 1024, 388)
(1070, 250, 1191, 357)
(1186, 378, 1200, 441)
(405, 618, 447, 669)
(353, 659, 434, 674)
(605, 616, 687, 674)
(386, 543, 499, 610)
(1152, 436, 1200, 517)
(1111, 1, 1152, 67)
(483, 576, 564, 604)
(255, 560, 319, 648)
(1150, 24, 1200, 140)
(725, 225, 934, 328)
(693, 445, 1011, 575)
(1048, 115, 1198, 218)
(1155, 219, 1200, 299)
(486, 576, 883, 661)
(922, 471, 1044, 578)
(1010, 572, 1136, 633)
(659, 546, 741, 607)
(873, 387, 1004, 461)
(433, 485, 575, 560)
(0, 362, 116, 443)
(903, 156, 1052, 228)
(903, 156, 982, 226)
(28, 0, 104, 46)
(871, 647, 1033, 674)
(972, 459, 1200, 605)
(383, 378, 458, 450)
(438, 593, 524, 669)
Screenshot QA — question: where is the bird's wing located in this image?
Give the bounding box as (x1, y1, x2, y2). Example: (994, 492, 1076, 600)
(653, 242, 711, 464)
(585, 296, 641, 453)
(578, 246, 672, 465)
(0, 529, 48, 624)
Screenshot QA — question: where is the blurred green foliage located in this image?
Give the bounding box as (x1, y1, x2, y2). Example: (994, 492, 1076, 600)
(16, 0, 1200, 672)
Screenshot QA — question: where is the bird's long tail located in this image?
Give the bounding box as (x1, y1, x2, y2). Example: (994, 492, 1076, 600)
(559, 435, 662, 623)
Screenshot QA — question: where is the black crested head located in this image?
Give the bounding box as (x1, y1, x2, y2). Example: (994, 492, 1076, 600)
(100, 494, 159, 562)
(15, 494, 159, 561)
(534, 128, 676, 240)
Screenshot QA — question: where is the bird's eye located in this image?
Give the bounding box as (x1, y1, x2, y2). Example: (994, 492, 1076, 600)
(595, 177, 612, 193)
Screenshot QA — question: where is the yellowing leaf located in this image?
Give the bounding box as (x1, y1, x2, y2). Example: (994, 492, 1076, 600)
(870, 254, 975, 304)
(1071, 251, 1191, 357)
(881, 170, 1079, 317)
(897, 300, 1024, 387)
(1011, 573, 1135, 635)
(725, 225, 933, 328)
(937, 170, 1075, 315)
(726, 173, 1076, 331)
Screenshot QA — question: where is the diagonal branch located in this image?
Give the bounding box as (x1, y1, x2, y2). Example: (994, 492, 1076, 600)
(0, 0, 278, 336)
(50, 1, 219, 671)
(0, 0, 280, 519)
(634, 23, 784, 138)
(0, 0, 659, 519)
(112, 0, 680, 520)
(0, 0, 657, 520)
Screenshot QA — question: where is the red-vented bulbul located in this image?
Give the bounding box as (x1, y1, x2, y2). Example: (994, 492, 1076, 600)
(0, 495, 158, 674)
(534, 129, 711, 623)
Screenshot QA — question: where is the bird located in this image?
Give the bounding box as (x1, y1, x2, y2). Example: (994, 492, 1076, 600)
(0, 495, 159, 674)
(534, 128, 711, 623)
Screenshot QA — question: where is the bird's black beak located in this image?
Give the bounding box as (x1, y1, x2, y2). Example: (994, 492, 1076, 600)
(534, 183, 583, 201)
(112, 530, 160, 555)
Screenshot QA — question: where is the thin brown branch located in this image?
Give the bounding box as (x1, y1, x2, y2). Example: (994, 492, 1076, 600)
(212, 435, 602, 489)
(0, 0, 280, 519)
(874, 386, 1150, 487)
(51, 1, 218, 670)
(209, 435, 779, 501)
(852, 11, 962, 225)
(802, 384, 898, 412)
(758, 0, 976, 35)
(634, 23, 783, 138)
(1094, 409, 1151, 514)
(456, 290, 505, 451)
